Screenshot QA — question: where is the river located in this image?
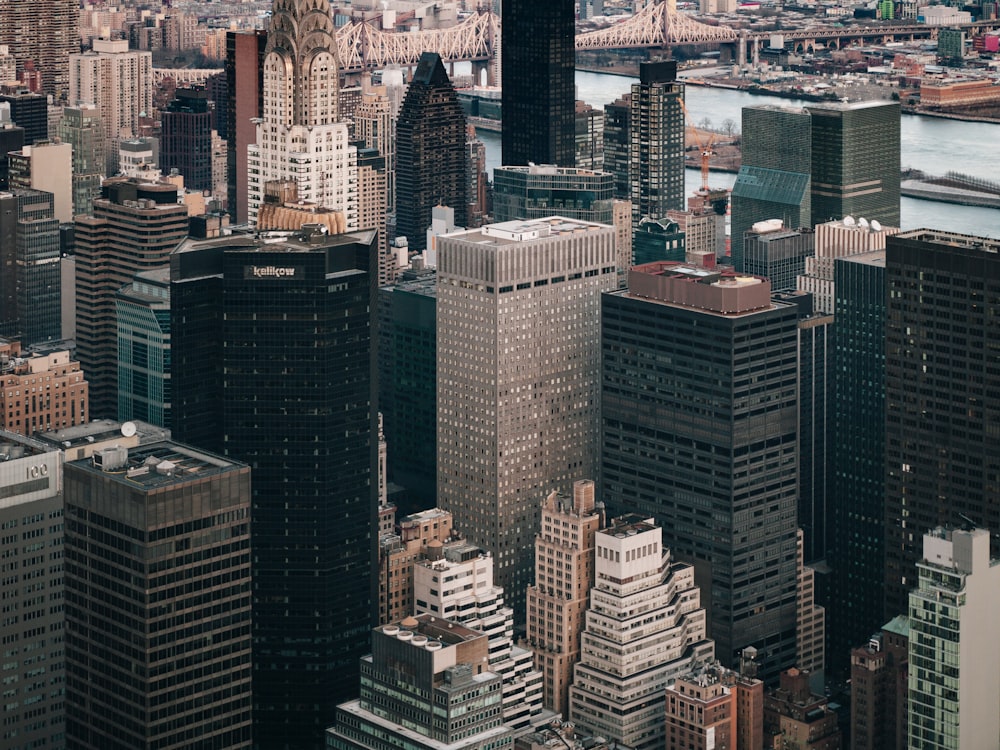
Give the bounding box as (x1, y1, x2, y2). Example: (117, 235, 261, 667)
(473, 68, 1000, 239)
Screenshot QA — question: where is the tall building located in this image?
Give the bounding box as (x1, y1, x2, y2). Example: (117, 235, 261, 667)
(907, 527, 1000, 750)
(806, 101, 900, 228)
(827, 250, 887, 676)
(377, 267, 437, 506)
(850, 617, 909, 750)
(664, 664, 764, 750)
(493, 165, 614, 225)
(69, 39, 153, 174)
(356, 79, 396, 214)
(246, 0, 356, 227)
(731, 105, 812, 271)
(0, 0, 77, 99)
(58, 104, 106, 216)
(525, 480, 603, 715)
(603, 94, 631, 201)
(0, 189, 61, 344)
(436, 218, 618, 619)
(633, 216, 686, 265)
(160, 86, 213, 193)
(327, 615, 514, 750)
(116, 266, 171, 428)
(395, 52, 467, 253)
(225, 30, 266, 224)
(74, 179, 188, 418)
(356, 145, 391, 285)
(171, 226, 378, 749)
(601, 262, 801, 680)
(0, 89, 48, 146)
(741, 222, 814, 293)
(568, 514, 715, 750)
(501, 0, 575, 167)
(630, 60, 685, 222)
(795, 529, 825, 678)
(0, 111, 25, 190)
(8, 140, 72, 222)
(0, 339, 88, 433)
(413, 540, 544, 730)
(0, 432, 65, 750)
(64, 440, 253, 748)
(575, 101, 604, 170)
(378, 508, 455, 625)
(884, 230, 1000, 618)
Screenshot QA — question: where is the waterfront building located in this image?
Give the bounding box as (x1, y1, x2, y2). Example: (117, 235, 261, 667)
(171, 226, 378, 748)
(436, 218, 617, 620)
(664, 664, 764, 750)
(378, 508, 454, 625)
(377, 267, 437, 507)
(64, 440, 252, 748)
(225, 30, 266, 224)
(160, 86, 213, 193)
(69, 39, 152, 175)
(806, 101, 900, 229)
(630, 60, 685, 222)
(0, 339, 88, 433)
(601, 262, 800, 680)
(907, 528, 1000, 750)
(568, 514, 715, 750)
(763, 668, 841, 749)
(731, 105, 812, 272)
(741, 222, 814, 293)
(326, 615, 513, 750)
(796, 216, 900, 315)
(850, 617, 909, 750)
(525, 480, 604, 716)
(58, 104, 105, 216)
(827, 250, 888, 677)
(501, 0, 575, 167)
(603, 94, 631, 201)
(395, 52, 467, 253)
(0, 89, 47, 146)
(492, 164, 614, 225)
(414, 540, 544, 729)
(74, 178, 188, 419)
(8, 140, 72, 222)
(116, 267, 170, 428)
(246, 0, 356, 228)
(884, 230, 1000, 619)
(0, 189, 61, 345)
(0, 433, 65, 749)
(0, 0, 77, 99)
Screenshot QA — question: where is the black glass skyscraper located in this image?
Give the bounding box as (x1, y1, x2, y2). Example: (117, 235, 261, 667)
(501, 0, 575, 167)
(171, 227, 378, 749)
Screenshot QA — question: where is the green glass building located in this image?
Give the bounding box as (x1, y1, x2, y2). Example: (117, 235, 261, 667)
(116, 266, 171, 428)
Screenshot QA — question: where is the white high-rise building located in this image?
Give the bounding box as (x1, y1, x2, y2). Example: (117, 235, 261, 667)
(69, 39, 152, 175)
(908, 527, 1000, 750)
(436, 217, 618, 618)
(568, 515, 715, 750)
(246, 0, 357, 227)
(413, 540, 544, 731)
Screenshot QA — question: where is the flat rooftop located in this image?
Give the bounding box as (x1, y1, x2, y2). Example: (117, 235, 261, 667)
(385, 613, 484, 645)
(448, 216, 610, 246)
(68, 441, 243, 490)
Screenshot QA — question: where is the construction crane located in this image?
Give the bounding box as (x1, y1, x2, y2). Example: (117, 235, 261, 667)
(679, 99, 717, 193)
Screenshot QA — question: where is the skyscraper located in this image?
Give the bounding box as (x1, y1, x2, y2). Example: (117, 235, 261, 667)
(884, 230, 1000, 618)
(741, 223, 814, 293)
(116, 267, 171, 427)
(501, 0, 575, 167)
(0, 89, 48, 145)
(603, 94, 631, 201)
(731, 106, 812, 271)
(58, 104, 106, 216)
(907, 527, 1000, 750)
(171, 226, 378, 748)
(0, 0, 78, 99)
(568, 514, 715, 750)
(64, 440, 253, 748)
(75, 179, 189, 418)
(492, 165, 615, 225)
(395, 52, 467, 253)
(246, 0, 356, 227)
(807, 101, 900, 228)
(630, 60, 686, 222)
(160, 86, 213, 193)
(436, 217, 617, 618)
(601, 262, 801, 680)
(8, 140, 73, 222)
(225, 29, 266, 224)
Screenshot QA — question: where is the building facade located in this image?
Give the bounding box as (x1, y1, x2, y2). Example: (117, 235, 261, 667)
(568, 515, 715, 750)
(525, 480, 603, 716)
(64, 440, 252, 748)
(116, 266, 171, 428)
(501, 0, 575, 167)
(741, 223, 814, 293)
(850, 616, 909, 750)
(225, 29, 266, 224)
(8, 140, 73, 222)
(436, 218, 617, 619)
(664, 664, 764, 750)
(493, 165, 614, 225)
(58, 104, 106, 216)
(629, 61, 685, 223)
(601, 262, 801, 680)
(160, 86, 213, 193)
(0, 0, 77, 99)
(0, 339, 88, 433)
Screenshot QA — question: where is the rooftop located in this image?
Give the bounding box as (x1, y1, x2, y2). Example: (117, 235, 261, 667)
(602, 513, 657, 539)
(451, 216, 610, 246)
(895, 229, 1000, 254)
(67, 440, 243, 490)
(382, 613, 484, 646)
(36, 419, 168, 451)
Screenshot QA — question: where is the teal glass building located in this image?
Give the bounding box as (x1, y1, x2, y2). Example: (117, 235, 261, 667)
(116, 266, 171, 428)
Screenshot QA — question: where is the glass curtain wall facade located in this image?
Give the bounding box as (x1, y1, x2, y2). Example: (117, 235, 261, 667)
(116, 267, 171, 428)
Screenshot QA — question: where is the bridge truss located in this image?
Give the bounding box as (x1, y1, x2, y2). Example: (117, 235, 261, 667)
(576, 0, 737, 50)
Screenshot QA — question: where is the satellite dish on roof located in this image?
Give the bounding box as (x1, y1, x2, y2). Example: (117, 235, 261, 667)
(121, 421, 137, 438)
(870, 220, 882, 232)
(843, 216, 855, 227)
